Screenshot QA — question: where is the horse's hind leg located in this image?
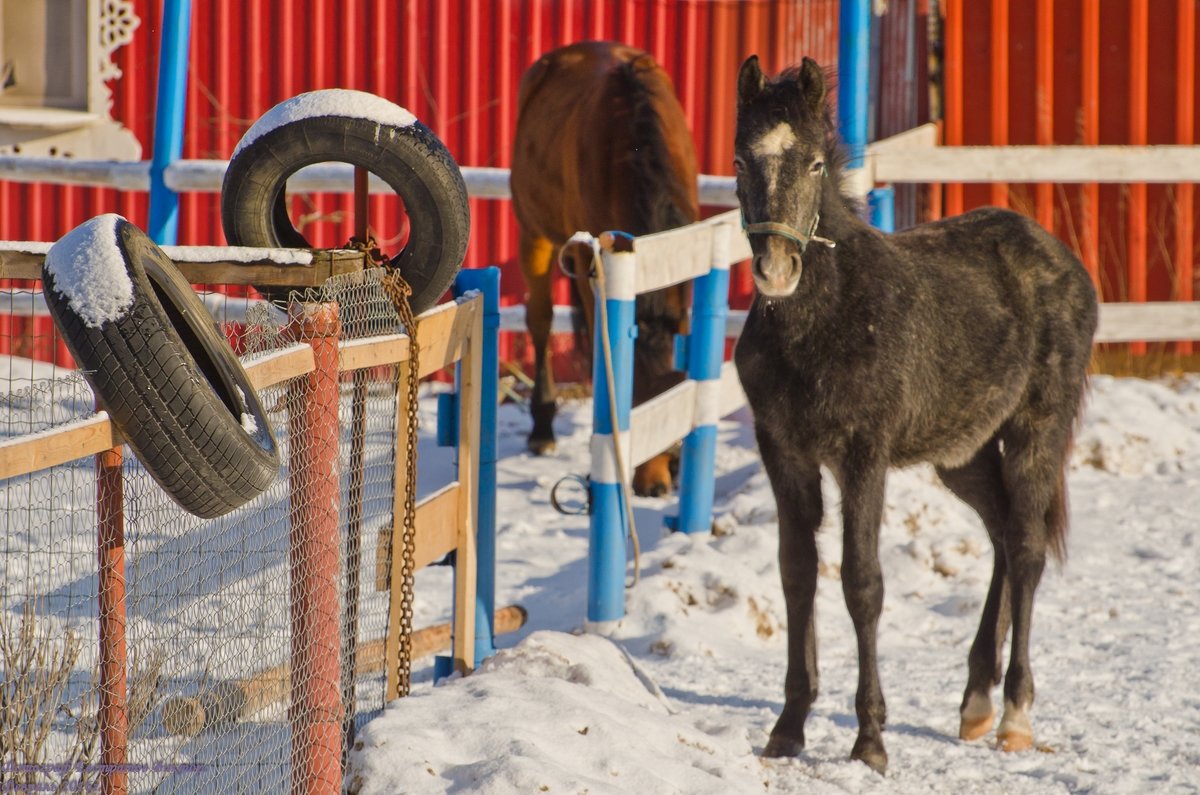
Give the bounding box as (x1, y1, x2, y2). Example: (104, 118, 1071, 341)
(991, 418, 1071, 753)
(520, 231, 558, 454)
(936, 438, 1012, 742)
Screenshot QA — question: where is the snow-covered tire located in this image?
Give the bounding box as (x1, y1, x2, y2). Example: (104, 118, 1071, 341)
(221, 89, 470, 311)
(42, 215, 279, 519)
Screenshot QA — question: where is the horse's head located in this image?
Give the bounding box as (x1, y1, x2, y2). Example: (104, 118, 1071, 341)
(735, 55, 834, 297)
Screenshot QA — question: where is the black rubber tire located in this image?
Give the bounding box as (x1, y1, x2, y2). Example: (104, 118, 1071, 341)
(42, 217, 279, 519)
(221, 103, 470, 312)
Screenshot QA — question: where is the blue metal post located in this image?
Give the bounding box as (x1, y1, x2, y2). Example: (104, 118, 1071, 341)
(869, 187, 896, 233)
(838, 0, 872, 169)
(435, 268, 501, 679)
(588, 246, 637, 631)
(675, 224, 732, 534)
(453, 267, 501, 664)
(147, 0, 193, 244)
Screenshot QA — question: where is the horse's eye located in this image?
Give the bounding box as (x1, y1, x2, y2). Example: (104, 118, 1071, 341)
(733, 157, 746, 174)
(810, 160, 825, 175)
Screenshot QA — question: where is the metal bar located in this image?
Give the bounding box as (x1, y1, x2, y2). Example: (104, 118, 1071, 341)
(1035, 0, 1054, 229)
(1082, 0, 1101, 287)
(869, 186, 896, 233)
(286, 302, 344, 795)
(147, 0, 193, 245)
(452, 267, 501, 665)
(587, 245, 637, 631)
(838, 0, 872, 169)
(1129, 0, 1149, 354)
(97, 443, 128, 795)
(990, 0, 1009, 207)
(676, 224, 731, 534)
(1177, 0, 1196, 354)
(945, 0, 964, 216)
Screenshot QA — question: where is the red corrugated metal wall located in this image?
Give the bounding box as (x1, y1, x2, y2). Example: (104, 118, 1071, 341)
(0, 0, 840, 368)
(944, 0, 1198, 340)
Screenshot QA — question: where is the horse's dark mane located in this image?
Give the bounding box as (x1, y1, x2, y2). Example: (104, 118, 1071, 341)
(613, 56, 694, 235)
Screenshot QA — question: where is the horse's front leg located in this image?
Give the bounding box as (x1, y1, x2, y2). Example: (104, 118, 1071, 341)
(839, 452, 890, 773)
(520, 232, 558, 454)
(759, 435, 823, 758)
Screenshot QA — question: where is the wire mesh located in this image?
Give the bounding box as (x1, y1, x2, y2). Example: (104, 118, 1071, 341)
(0, 267, 443, 793)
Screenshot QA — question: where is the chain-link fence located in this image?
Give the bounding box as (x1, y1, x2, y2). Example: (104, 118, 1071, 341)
(0, 267, 475, 793)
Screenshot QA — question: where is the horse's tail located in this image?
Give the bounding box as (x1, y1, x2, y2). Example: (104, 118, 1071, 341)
(610, 54, 699, 234)
(1047, 383, 1089, 564)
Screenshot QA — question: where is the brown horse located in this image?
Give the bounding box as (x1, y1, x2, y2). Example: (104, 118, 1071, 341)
(511, 41, 699, 497)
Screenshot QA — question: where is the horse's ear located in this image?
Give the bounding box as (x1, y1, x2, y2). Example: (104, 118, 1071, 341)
(738, 55, 765, 107)
(799, 57, 826, 113)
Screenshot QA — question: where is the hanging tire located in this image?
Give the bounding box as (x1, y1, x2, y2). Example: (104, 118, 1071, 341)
(221, 89, 470, 312)
(42, 215, 279, 519)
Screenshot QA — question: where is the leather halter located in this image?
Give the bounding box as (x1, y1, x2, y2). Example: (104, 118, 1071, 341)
(742, 211, 837, 253)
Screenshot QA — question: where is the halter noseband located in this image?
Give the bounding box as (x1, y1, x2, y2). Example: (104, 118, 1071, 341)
(742, 212, 837, 252)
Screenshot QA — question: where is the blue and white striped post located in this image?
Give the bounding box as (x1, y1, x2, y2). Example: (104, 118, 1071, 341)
(147, 0, 192, 245)
(587, 238, 638, 631)
(674, 224, 732, 534)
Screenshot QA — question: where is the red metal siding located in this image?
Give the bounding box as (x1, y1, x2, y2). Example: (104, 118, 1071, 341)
(945, 0, 1200, 323)
(2, 0, 838, 367)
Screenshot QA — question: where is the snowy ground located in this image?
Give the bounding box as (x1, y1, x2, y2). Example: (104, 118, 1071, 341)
(348, 374, 1200, 795)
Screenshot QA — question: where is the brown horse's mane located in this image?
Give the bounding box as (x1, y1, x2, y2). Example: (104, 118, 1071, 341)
(612, 56, 696, 236)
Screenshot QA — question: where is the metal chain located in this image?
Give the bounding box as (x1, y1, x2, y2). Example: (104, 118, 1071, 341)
(379, 264, 420, 698)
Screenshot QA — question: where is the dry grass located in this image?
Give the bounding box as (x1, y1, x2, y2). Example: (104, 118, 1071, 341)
(1, 606, 165, 793)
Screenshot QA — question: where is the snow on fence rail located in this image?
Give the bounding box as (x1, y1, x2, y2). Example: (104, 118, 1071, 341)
(0, 264, 502, 794)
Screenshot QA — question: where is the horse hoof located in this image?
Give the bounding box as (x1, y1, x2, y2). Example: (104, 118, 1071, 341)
(996, 729, 1034, 753)
(850, 739, 888, 774)
(762, 734, 804, 758)
(634, 480, 671, 498)
(527, 437, 556, 456)
(959, 710, 996, 741)
(996, 703, 1033, 752)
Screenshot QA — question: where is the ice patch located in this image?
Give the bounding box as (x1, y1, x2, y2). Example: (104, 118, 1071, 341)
(233, 89, 418, 157)
(44, 214, 134, 328)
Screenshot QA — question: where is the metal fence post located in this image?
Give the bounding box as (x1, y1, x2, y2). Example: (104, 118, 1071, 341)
(97, 443, 128, 795)
(587, 238, 637, 631)
(147, 0, 192, 244)
(452, 267, 501, 664)
(676, 223, 732, 534)
(286, 302, 344, 795)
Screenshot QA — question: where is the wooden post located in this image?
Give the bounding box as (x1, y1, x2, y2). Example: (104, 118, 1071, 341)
(451, 302, 482, 672)
(286, 302, 343, 795)
(97, 443, 128, 795)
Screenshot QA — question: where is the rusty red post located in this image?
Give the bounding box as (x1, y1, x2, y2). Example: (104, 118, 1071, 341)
(287, 302, 344, 795)
(97, 443, 128, 795)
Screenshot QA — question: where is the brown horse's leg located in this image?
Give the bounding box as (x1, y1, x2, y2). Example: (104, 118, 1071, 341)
(936, 439, 1012, 742)
(521, 232, 558, 454)
(837, 445, 889, 773)
(759, 434, 823, 759)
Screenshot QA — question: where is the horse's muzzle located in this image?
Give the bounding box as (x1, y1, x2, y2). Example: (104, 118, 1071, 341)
(752, 252, 802, 296)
